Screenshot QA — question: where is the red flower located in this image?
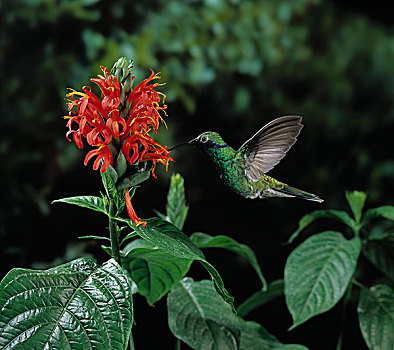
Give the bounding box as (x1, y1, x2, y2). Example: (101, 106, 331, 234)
(65, 62, 173, 225)
(65, 65, 172, 174)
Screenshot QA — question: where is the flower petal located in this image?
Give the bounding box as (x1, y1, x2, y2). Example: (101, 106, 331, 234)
(125, 188, 146, 226)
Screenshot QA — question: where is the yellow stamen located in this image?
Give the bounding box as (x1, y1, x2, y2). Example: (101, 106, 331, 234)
(66, 89, 89, 99)
(153, 107, 168, 129)
(128, 117, 137, 127)
(108, 108, 120, 116)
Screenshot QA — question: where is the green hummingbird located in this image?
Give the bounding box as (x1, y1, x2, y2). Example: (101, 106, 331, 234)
(169, 115, 323, 203)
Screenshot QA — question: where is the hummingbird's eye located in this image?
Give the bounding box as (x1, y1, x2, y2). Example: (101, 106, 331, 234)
(200, 136, 209, 143)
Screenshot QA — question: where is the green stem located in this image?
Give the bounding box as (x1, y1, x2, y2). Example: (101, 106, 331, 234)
(129, 332, 135, 350)
(351, 278, 368, 290)
(336, 284, 353, 350)
(109, 200, 121, 264)
(175, 339, 181, 350)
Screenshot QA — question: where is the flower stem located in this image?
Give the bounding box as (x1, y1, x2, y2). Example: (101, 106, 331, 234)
(175, 339, 181, 350)
(109, 200, 121, 264)
(336, 284, 353, 350)
(129, 332, 135, 350)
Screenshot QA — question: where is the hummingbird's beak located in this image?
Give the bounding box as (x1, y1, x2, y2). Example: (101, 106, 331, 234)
(167, 139, 194, 151)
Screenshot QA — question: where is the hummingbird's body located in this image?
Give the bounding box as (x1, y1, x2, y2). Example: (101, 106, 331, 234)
(170, 116, 323, 203)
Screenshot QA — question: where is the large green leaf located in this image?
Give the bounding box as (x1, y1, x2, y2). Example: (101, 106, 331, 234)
(122, 239, 192, 305)
(285, 231, 361, 329)
(237, 280, 284, 318)
(191, 232, 267, 290)
(345, 190, 367, 223)
(167, 278, 240, 350)
(239, 319, 308, 350)
(362, 233, 394, 281)
(286, 210, 356, 244)
(168, 278, 306, 350)
(129, 217, 234, 308)
(0, 258, 133, 349)
(358, 284, 394, 350)
(52, 195, 107, 214)
(166, 173, 189, 230)
(362, 206, 394, 225)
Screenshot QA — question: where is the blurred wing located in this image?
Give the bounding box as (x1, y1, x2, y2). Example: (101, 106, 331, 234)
(238, 116, 303, 182)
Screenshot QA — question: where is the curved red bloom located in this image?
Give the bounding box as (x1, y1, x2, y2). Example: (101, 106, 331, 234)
(84, 145, 112, 172)
(125, 187, 146, 227)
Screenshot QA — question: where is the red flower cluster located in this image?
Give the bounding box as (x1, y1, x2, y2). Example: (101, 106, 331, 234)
(65, 66, 172, 175)
(65, 65, 172, 226)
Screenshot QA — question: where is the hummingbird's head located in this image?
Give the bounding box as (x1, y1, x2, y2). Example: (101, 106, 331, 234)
(168, 131, 228, 154)
(189, 132, 228, 152)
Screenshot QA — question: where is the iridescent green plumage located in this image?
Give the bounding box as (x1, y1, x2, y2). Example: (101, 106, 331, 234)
(170, 116, 323, 203)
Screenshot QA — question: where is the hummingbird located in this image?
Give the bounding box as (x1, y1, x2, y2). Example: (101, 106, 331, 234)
(169, 115, 323, 203)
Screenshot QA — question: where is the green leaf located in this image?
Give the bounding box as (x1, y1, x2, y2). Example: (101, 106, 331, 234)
(284, 231, 361, 329)
(101, 164, 118, 192)
(115, 151, 127, 179)
(129, 218, 234, 308)
(120, 231, 138, 246)
(237, 280, 284, 318)
(239, 319, 308, 350)
(167, 278, 240, 350)
(191, 232, 267, 291)
(53, 195, 107, 214)
(362, 233, 394, 281)
(345, 190, 367, 223)
(133, 218, 204, 259)
(114, 189, 125, 216)
(79, 235, 111, 242)
(286, 210, 356, 244)
(0, 258, 133, 349)
(168, 278, 306, 350)
(107, 164, 119, 185)
(101, 165, 118, 202)
(362, 206, 394, 225)
(122, 239, 192, 305)
(166, 173, 189, 230)
(358, 284, 394, 350)
(116, 170, 151, 190)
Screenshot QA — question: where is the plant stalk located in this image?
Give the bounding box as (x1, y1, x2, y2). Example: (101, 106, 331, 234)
(336, 284, 353, 350)
(129, 332, 135, 350)
(109, 200, 121, 264)
(175, 339, 181, 350)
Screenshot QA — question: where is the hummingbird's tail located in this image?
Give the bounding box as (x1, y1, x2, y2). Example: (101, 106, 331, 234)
(279, 184, 324, 203)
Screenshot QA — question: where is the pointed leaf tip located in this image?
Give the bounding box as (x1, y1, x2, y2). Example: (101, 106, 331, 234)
(286, 209, 355, 244)
(191, 232, 267, 291)
(166, 173, 189, 230)
(52, 195, 107, 214)
(345, 190, 367, 223)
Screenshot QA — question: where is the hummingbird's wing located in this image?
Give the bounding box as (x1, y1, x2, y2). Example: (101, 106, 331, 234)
(237, 116, 303, 182)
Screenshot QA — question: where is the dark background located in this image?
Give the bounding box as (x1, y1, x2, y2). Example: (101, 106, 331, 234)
(1, 0, 393, 349)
